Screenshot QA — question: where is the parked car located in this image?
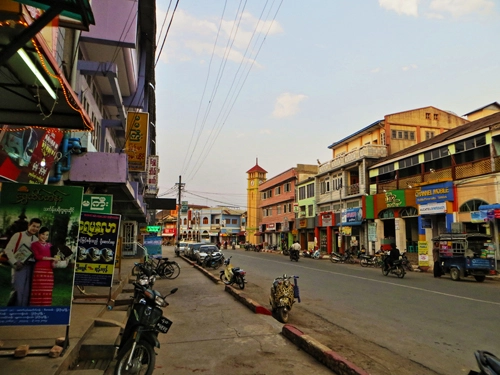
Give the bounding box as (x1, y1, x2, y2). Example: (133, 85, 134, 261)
(184, 242, 204, 260)
(174, 241, 189, 256)
(194, 244, 220, 265)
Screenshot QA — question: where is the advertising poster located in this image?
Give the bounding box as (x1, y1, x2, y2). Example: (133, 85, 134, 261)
(125, 112, 148, 172)
(0, 183, 83, 326)
(144, 235, 162, 256)
(75, 212, 121, 287)
(418, 241, 430, 267)
(0, 126, 63, 184)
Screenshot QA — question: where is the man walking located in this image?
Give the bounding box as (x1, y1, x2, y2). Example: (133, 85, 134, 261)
(4, 218, 41, 306)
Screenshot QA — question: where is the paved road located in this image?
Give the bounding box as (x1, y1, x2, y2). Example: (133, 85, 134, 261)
(211, 249, 500, 375)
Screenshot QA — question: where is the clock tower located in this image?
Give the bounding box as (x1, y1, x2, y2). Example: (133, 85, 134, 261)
(246, 159, 267, 244)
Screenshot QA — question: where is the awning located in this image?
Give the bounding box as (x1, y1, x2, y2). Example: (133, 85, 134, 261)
(479, 204, 500, 210)
(162, 233, 174, 237)
(208, 232, 219, 236)
(0, 10, 93, 130)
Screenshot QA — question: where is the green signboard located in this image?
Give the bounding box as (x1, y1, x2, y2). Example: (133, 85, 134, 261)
(147, 226, 161, 232)
(82, 194, 113, 214)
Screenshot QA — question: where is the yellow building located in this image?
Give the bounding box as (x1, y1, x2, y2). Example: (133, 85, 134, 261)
(246, 160, 267, 244)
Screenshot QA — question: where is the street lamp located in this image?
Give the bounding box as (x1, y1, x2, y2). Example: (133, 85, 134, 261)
(338, 182, 343, 251)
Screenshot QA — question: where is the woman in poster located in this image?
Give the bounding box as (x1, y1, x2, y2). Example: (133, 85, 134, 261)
(30, 227, 57, 306)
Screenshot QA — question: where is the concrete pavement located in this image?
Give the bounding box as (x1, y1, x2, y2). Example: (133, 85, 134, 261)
(0, 246, 370, 375)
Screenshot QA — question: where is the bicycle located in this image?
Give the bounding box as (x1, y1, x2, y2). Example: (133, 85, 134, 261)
(132, 255, 181, 279)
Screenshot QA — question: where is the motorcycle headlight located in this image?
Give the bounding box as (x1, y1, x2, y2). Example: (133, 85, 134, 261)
(138, 276, 149, 286)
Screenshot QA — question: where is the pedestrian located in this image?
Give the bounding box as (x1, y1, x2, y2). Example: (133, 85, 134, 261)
(433, 243, 442, 278)
(3, 217, 42, 306)
(30, 227, 58, 306)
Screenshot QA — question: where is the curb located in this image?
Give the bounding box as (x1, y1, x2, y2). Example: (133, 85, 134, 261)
(282, 325, 370, 375)
(224, 284, 272, 315)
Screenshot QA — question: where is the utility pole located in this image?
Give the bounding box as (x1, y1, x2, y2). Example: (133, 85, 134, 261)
(175, 175, 184, 242)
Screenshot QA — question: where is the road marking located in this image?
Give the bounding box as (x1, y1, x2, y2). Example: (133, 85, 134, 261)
(238, 253, 500, 306)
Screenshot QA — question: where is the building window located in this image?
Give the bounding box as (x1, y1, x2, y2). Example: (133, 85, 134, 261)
(232, 219, 237, 224)
(425, 131, 435, 140)
(306, 183, 315, 198)
(275, 186, 281, 195)
(380, 132, 386, 145)
(288, 203, 292, 212)
(203, 217, 208, 224)
(320, 178, 330, 194)
(308, 205, 313, 216)
(284, 204, 287, 213)
(391, 130, 415, 140)
(459, 199, 488, 212)
(426, 113, 430, 119)
(277, 206, 282, 214)
(299, 186, 306, 200)
(284, 182, 291, 192)
(434, 113, 439, 120)
(319, 205, 330, 212)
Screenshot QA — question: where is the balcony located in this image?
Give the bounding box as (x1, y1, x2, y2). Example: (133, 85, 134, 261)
(319, 144, 387, 174)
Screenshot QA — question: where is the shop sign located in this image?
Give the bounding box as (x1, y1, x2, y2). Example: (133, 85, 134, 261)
(341, 207, 363, 225)
(471, 211, 488, 223)
(82, 194, 113, 214)
(125, 112, 149, 172)
(321, 213, 332, 227)
(181, 201, 189, 213)
(299, 219, 307, 228)
(419, 202, 447, 215)
(418, 241, 430, 267)
(368, 222, 377, 242)
(415, 181, 453, 204)
(267, 223, 275, 230)
(340, 226, 352, 236)
(384, 190, 405, 208)
(145, 155, 159, 196)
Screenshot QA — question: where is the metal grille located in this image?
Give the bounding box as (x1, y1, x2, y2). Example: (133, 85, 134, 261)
(455, 158, 490, 179)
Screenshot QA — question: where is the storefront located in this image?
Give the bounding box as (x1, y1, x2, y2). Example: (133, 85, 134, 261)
(318, 212, 334, 254)
(416, 181, 455, 239)
(298, 217, 316, 250)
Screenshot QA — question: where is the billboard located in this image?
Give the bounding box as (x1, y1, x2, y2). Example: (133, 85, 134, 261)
(125, 112, 148, 172)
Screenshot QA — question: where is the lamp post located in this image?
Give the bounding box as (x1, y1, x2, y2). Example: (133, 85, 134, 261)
(339, 183, 343, 251)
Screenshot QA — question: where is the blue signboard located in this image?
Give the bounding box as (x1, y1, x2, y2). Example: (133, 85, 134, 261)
(415, 181, 454, 204)
(341, 207, 363, 225)
(144, 235, 162, 256)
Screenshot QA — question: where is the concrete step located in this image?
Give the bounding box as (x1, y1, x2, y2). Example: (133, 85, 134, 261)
(79, 327, 120, 360)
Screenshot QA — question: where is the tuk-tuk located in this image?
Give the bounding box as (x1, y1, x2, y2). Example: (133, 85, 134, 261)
(432, 233, 496, 282)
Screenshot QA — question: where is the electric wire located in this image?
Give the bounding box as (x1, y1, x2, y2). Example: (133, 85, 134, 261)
(155, 0, 180, 67)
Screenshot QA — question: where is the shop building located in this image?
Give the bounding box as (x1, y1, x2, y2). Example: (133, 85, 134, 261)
(296, 177, 317, 250)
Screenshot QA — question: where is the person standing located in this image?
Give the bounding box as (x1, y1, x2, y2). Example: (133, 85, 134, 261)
(3, 218, 41, 306)
(433, 243, 442, 278)
(30, 227, 57, 306)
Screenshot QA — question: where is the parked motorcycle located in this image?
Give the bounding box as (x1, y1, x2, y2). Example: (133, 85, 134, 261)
(219, 256, 246, 289)
(469, 350, 500, 375)
(269, 274, 300, 323)
(114, 283, 177, 375)
(311, 249, 321, 259)
(202, 250, 224, 269)
(302, 249, 314, 258)
(289, 248, 299, 262)
(381, 253, 406, 278)
(401, 251, 414, 272)
(329, 250, 355, 264)
(282, 247, 290, 256)
(359, 254, 379, 267)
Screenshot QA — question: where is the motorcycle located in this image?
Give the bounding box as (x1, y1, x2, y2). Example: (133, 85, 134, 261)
(469, 350, 500, 375)
(311, 248, 321, 259)
(219, 256, 246, 289)
(329, 250, 355, 264)
(401, 251, 414, 272)
(202, 250, 224, 269)
(381, 253, 406, 278)
(114, 283, 177, 375)
(302, 249, 314, 258)
(282, 247, 290, 256)
(289, 248, 299, 262)
(269, 274, 300, 323)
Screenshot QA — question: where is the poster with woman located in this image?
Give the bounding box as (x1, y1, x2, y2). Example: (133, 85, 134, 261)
(0, 182, 83, 326)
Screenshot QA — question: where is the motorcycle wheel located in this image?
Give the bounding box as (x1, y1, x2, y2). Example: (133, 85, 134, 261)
(236, 275, 245, 290)
(360, 258, 368, 267)
(382, 266, 390, 276)
(276, 307, 289, 323)
(330, 254, 339, 263)
(220, 272, 232, 285)
(397, 266, 406, 279)
(115, 338, 155, 375)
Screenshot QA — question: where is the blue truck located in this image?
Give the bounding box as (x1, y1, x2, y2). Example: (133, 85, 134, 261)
(432, 233, 496, 282)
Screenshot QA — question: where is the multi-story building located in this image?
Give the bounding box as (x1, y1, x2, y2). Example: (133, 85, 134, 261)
(178, 206, 245, 245)
(367, 111, 500, 270)
(296, 176, 317, 250)
(246, 160, 267, 245)
(258, 164, 317, 250)
(316, 107, 469, 254)
(0, 1, 163, 256)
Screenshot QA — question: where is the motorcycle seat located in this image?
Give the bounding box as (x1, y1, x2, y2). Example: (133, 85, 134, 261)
(233, 267, 241, 272)
(480, 351, 500, 374)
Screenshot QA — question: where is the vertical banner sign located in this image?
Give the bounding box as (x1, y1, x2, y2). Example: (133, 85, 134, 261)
(0, 126, 63, 183)
(0, 183, 83, 326)
(75, 213, 121, 287)
(125, 112, 149, 172)
(418, 241, 430, 267)
(145, 155, 159, 196)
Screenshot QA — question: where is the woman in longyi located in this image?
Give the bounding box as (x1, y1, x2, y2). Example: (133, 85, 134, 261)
(30, 227, 57, 306)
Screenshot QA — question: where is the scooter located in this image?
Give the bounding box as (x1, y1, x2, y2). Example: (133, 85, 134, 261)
(302, 249, 314, 258)
(202, 250, 224, 269)
(289, 248, 299, 262)
(329, 250, 355, 264)
(219, 256, 246, 289)
(114, 283, 177, 375)
(269, 274, 300, 323)
(469, 350, 500, 374)
(381, 253, 406, 278)
(311, 248, 321, 259)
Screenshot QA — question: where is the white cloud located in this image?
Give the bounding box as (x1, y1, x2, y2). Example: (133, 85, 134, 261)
(272, 93, 308, 119)
(157, 9, 283, 65)
(429, 0, 495, 17)
(379, 0, 495, 18)
(379, 0, 419, 16)
(402, 64, 418, 71)
(371, 67, 381, 73)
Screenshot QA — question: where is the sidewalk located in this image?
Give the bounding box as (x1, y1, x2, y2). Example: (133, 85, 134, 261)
(0, 247, 367, 375)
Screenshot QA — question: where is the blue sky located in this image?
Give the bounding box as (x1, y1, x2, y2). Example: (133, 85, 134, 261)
(154, 0, 500, 208)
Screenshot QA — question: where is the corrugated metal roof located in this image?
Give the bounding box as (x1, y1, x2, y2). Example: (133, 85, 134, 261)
(328, 120, 383, 149)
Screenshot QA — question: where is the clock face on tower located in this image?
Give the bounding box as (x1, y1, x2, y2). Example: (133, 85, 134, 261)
(250, 180, 254, 186)
(259, 180, 263, 185)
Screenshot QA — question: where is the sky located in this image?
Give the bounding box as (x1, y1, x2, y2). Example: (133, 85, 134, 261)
(154, 0, 500, 208)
